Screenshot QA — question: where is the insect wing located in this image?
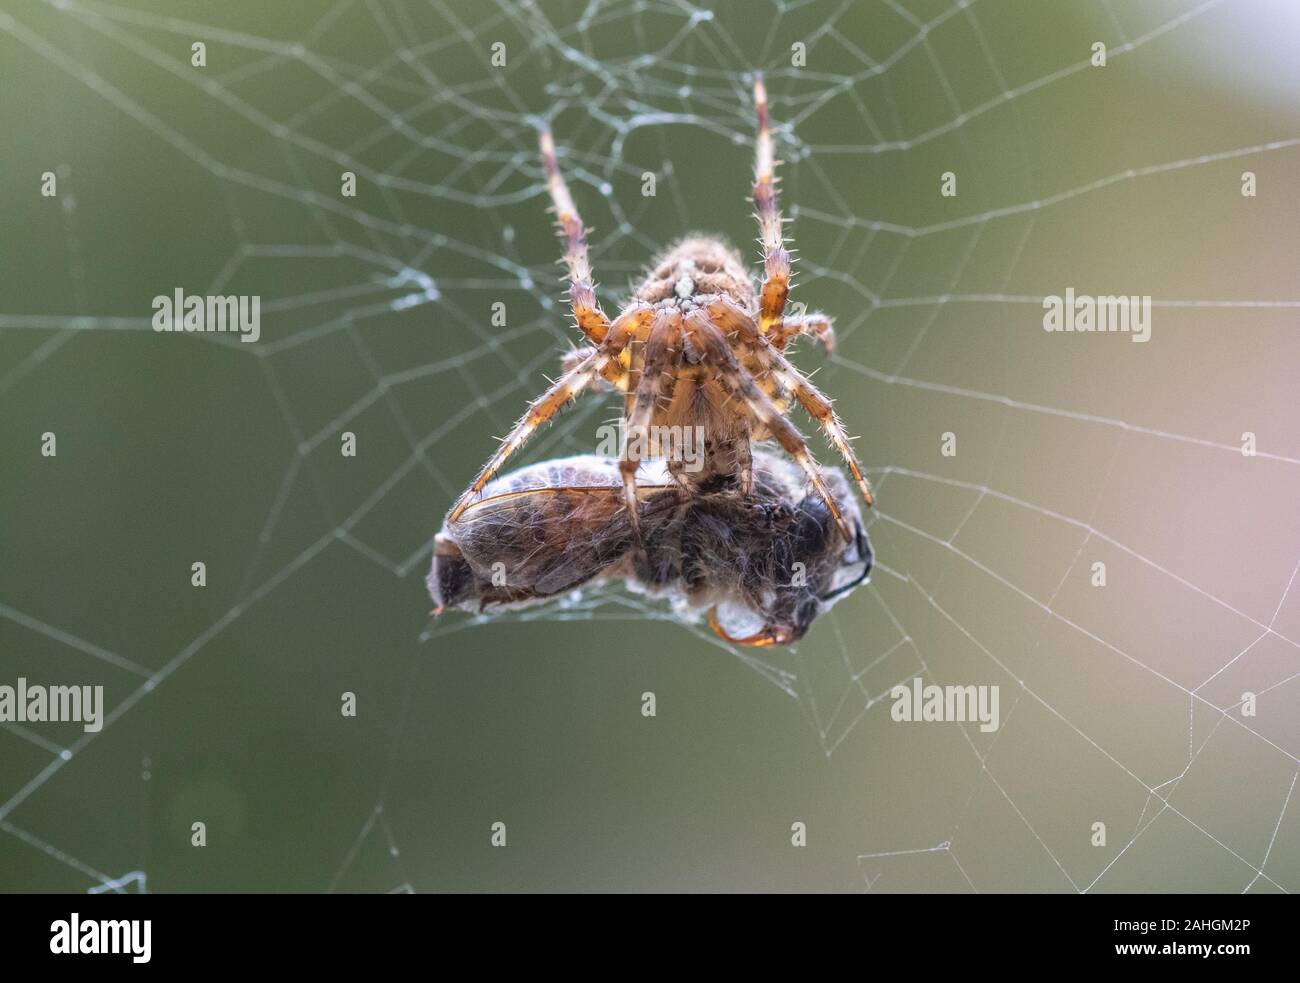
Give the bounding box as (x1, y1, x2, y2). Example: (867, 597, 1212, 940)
(450, 483, 675, 598)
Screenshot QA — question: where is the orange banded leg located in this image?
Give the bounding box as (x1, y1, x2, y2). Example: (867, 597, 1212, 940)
(706, 297, 871, 508)
(767, 312, 835, 352)
(540, 128, 612, 344)
(774, 364, 873, 507)
(752, 73, 789, 335)
(620, 311, 679, 543)
(685, 310, 850, 539)
(448, 319, 633, 521)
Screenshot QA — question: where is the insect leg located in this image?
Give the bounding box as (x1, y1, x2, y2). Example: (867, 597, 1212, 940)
(540, 128, 613, 345)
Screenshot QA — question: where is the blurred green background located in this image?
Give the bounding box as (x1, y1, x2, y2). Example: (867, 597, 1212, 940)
(2, 0, 1299, 892)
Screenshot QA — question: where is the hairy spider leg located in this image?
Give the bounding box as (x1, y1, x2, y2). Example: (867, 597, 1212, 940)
(540, 127, 612, 345)
(447, 311, 643, 522)
(706, 297, 873, 507)
(684, 309, 851, 539)
(751, 73, 790, 336)
(620, 310, 681, 545)
(767, 311, 836, 352)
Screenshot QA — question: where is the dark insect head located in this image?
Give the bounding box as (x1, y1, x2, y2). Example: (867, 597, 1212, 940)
(821, 522, 873, 602)
(428, 535, 475, 613)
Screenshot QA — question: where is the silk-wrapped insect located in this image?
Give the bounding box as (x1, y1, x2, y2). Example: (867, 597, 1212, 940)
(429, 448, 871, 647)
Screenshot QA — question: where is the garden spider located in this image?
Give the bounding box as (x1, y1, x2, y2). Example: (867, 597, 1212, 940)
(448, 74, 872, 540)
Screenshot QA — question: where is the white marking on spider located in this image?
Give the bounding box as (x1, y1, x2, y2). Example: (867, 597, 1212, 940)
(674, 274, 695, 299)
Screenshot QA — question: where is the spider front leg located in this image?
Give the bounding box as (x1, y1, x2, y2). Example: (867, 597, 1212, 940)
(707, 298, 871, 507)
(751, 73, 790, 335)
(685, 310, 851, 539)
(540, 128, 612, 345)
(447, 313, 639, 522)
(620, 311, 680, 545)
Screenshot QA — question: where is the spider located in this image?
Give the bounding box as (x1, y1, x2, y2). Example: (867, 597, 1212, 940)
(448, 74, 872, 540)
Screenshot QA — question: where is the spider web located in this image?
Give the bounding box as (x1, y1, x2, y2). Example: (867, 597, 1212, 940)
(2, 0, 1299, 893)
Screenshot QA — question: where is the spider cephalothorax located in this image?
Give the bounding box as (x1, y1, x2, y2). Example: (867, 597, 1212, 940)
(634, 237, 755, 309)
(448, 74, 872, 542)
